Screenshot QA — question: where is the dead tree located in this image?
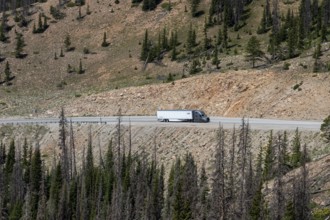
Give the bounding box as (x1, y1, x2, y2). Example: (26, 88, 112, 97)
(58, 107, 70, 183)
(237, 118, 251, 220)
(209, 124, 226, 219)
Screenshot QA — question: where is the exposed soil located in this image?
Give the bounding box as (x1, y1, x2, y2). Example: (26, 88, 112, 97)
(47, 70, 330, 121)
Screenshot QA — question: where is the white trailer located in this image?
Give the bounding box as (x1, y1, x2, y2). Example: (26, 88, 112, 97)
(157, 110, 210, 123)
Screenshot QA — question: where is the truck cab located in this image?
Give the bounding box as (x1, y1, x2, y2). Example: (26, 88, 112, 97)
(193, 110, 210, 122)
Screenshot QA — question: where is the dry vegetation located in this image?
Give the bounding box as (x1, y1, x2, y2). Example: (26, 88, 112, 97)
(0, 0, 329, 213)
(0, 0, 329, 120)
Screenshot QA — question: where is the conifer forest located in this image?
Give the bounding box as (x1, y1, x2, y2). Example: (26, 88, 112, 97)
(0, 113, 320, 220)
(0, 0, 330, 219)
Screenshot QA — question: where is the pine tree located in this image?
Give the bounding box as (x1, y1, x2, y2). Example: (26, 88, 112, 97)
(291, 128, 302, 168)
(78, 59, 84, 74)
(189, 0, 201, 17)
(43, 16, 48, 30)
(321, 24, 327, 42)
(287, 18, 298, 58)
(250, 146, 264, 220)
(186, 23, 195, 54)
(38, 13, 43, 32)
(0, 24, 6, 42)
(257, 8, 268, 34)
(5, 139, 15, 176)
(86, 4, 91, 15)
(196, 163, 209, 219)
(223, 22, 228, 50)
(171, 45, 177, 61)
(32, 22, 37, 33)
(64, 34, 72, 52)
(15, 32, 25, 58)
(4, 61, 11, 85)
(217, 28, 222, 46)
(49, 163, 63, 217)
(30, 144, 43, 219)
(212, 47, 220, 69)
(102, 32, 109, 47)
(161, 27, 169, 50)
(209, 125, 226, 219)
(263, 130, 273, 180)
(141, 29, 149, 61)
(203, 19, 209, 50)
(85, 129, 95, 199)
(246, 36, 263, 68)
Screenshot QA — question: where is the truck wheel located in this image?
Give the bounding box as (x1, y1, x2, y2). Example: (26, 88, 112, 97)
(164, 119, 169, 122)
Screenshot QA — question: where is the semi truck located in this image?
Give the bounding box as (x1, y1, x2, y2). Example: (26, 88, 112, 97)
(157, 110, 210, 123)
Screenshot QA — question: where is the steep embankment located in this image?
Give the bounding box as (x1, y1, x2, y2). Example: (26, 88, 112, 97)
(52, 70, 330, 120)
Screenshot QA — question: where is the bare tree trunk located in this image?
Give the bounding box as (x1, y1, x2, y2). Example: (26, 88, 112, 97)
(272, 134, 285, 220)
(59, 108, 69, 183)
(69, 120, 76, 178)
(227, 125, 236, 219)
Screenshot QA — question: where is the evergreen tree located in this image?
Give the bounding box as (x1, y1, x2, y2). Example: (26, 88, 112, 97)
(102, 32, 109, 47)
(141, 29, 149, 61)
(287, 18, 298, 58)
(321, 24, 327, 42)
(64, 34, 72, 52)
(212, 47, 220, 69)
(161, 27, 169, 50)
(29, 144, 43, 219)
(217, 28, 222, 47)
(209, 125, 226, 219)
(291, 128, 302, 168)
(4, 61, 12, 85)
(257, 8, 268, 34)
(186, 23, 195, 54)
(263, 130, 273, 180)
(250, 146, 264, 220)
(320, 115, 330, 142)
(85, 130, 95, 199)
(60, 48, 64, 57)
(298, 0, 312, 43)
(171, 45, 177, 61)
(32, 22, 37, 34)
(15, 32, 25, 58)
(189, 0, 201, 17)
(78, 59, 84, 74)
(0, 24, 6, 42)
(246, 36, 263, 68)
(223, 22, 228, 49)
(5, 139, 15, 176)
(203, 19, 209, 50)
(38, 13, 43, 32)
(49, 163, 63, 217)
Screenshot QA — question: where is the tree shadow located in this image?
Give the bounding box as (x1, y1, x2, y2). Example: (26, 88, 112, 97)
(194, 10, 205, 18)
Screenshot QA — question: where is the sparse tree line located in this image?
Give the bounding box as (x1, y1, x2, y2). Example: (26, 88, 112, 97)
(139, 0, 330, 73)
(0, 112, 329, 219)
(0, 0, 96, 87)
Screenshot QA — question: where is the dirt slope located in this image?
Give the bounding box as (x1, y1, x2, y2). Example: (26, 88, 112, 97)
(50, 70, 330, 120)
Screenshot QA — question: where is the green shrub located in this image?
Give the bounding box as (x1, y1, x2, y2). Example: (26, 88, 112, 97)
(283, 62, 290, 70)
(66, 1, 76, 7)
(83, 47, 90, 54)
(312, 207, 330, 220)
(161, 2, 172, 11)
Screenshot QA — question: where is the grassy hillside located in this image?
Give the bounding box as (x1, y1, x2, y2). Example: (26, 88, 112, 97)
(0, 0, 328, 116)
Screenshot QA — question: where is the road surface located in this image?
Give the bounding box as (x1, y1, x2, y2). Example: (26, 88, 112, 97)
(0, 116, 322, 131)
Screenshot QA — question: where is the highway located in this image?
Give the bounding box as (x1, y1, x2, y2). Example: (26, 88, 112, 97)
(0, 116, 322, 131)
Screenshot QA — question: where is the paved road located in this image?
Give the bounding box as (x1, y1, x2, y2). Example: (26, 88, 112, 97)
(0, 116, 322, 131)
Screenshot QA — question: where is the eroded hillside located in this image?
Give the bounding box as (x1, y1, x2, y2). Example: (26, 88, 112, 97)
(48, 70, 330, 120)
(0, 0, 329, 119)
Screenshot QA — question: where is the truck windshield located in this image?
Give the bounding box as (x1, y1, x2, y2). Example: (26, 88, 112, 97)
(199, 111, 206, 117)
